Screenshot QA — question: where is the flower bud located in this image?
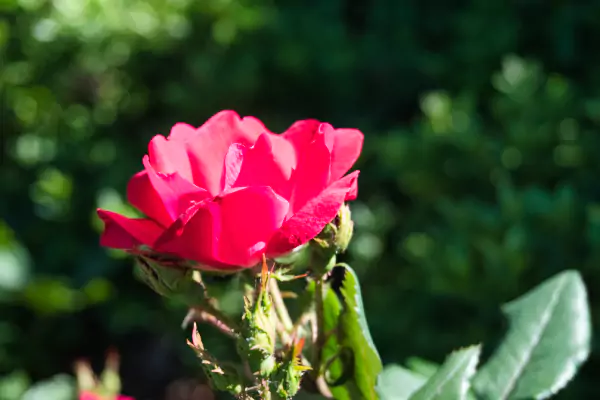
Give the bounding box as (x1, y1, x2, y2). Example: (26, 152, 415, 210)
(75, 352, 132, 400)
(334, 203, 354, 253)
(270, 338, 310, 398)
(310, 204, 354, 275)
(133, 251, 206, 306)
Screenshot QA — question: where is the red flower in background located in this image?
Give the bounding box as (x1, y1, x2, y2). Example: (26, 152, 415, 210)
(79, 392, 134, 400)
(97, 110, 363, 270)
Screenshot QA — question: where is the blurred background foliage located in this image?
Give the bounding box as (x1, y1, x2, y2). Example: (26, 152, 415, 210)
(2, 0, 600, 398)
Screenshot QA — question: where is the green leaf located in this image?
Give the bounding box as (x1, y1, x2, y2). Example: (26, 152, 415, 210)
(322, 265, 383, 400)
(22, 374, 75, 400)
(0, 370, 30, 400)
(376, 365, 428, 400)
(472, 270, 591, 400)
(405, 358, 439, 379)
(409, 346, 481, 400)
(321, 277, 351, 400)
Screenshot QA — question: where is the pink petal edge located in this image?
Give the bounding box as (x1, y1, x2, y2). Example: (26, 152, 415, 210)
(266, 170, 359, 256)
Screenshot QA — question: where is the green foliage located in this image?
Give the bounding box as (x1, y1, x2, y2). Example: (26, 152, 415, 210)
(322, 265, 382, 400)
(378, 271, 591, 400)
(2, 0, 600, 398)
(409, 346, 480, 400)
(376, 365, 427, 400)
(473, 270, 590, 400)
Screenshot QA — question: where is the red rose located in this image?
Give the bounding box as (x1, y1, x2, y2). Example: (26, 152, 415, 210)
(97, 110, 362, 270)
(79, 392, 134, 400)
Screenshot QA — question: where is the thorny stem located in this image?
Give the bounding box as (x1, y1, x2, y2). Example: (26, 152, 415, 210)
(182, 306, 238, 338)
(314, 277, 326, 374)
(269, 277, 315, 378)
(269, 278, 294, 332)
(292, 308, 314, 340)
(275, 317, 292, 345)
(312, 276, 334, 398)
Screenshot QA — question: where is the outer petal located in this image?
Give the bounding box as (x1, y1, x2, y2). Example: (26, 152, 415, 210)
(328, 128, 364, 182)
(155, 187, 289, 269)
(345, 174, 359, 200)
(281, 119, 321, 162)
(97, 210, 163, 250)
(185, 110, 267, 195)
(266, 171, 359, 256)
(282, 120, 363, 184)
(142, 156, 210, 220)
(127, 159, 210, 227)
(147, 134, 193, 181)
(154, 199, 229, 269)
(168, 122, 197, 141)
(126, 171, 173, 227)
(287, 124, 332, 215)
(217, 186, 289, 267)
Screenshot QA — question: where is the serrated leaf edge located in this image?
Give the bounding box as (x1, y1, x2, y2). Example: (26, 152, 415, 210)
(498, 271, 590, 400)
(410, 345, 480, 400)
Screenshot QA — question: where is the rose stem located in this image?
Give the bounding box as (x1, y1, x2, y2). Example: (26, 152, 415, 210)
(182, 307, 238, 339)
(269, 278, 294, 332)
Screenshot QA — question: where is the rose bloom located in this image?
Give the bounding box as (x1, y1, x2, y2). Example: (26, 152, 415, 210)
(98, 110, 363, 270)
(79, 392, 134, 400)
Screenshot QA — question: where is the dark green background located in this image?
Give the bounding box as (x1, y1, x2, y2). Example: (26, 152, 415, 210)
(2, 0, 600, 398)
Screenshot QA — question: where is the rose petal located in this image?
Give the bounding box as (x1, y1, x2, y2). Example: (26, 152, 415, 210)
(287, 124, 332, 215)
(142, 156, 210, 221)
(221, 143, 245, 191)
(217, 186, 289, 266)
(126, 171, 173, 227)
(282, 120, 363, 184)
(155, 187, 289, 268)
(230, 134, 293, 197)
(154, 199, 225, 268)
(168, 122, 196, 141)
(266, 133, 297, 175)
(281, 119, 321, 162)
(345, 174, 359, 200)
(266, 171, 359, 256)
(97, 210, 163, 250)
(328, 128, 364, 182)
(185, 110, 266, 195)
(147, 134, 193, 181)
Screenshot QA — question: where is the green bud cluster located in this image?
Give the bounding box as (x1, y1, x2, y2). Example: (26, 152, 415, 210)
(270, 338, 311, 399)
(312, 204, 354, 254)
(75, 351, 123, 400)
(310, 203, 354, 275)
(236, 264, 277, 378)
(180, 257, 313, 399)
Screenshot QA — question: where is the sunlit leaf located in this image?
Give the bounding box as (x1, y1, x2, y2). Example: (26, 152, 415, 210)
(472, 270, 591, 399)
(376, 365, 427, 400)
(322, 264, 382, 400)
(409, 346, 480, 400)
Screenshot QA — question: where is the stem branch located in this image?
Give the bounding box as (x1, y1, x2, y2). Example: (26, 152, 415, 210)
(269, 278, 294, 331)
(314, 276, 326, 375)
(182, 306, 238, 338)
